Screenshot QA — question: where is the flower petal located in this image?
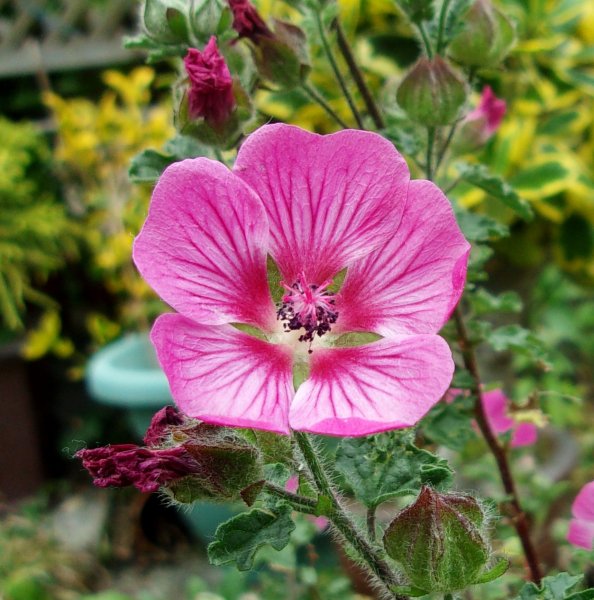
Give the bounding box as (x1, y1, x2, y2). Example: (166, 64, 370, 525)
(289, 335, 454, 436)
(234, 124, 409, 284)
(572, 481, 594, 521)
(567, 519, 594, 550)
(510, 422, 538, 448)
(133, 158, 276, 331)
(151, 314, 294, 434)
(482, 389, 514, 434)
(336, 179, 470, 336)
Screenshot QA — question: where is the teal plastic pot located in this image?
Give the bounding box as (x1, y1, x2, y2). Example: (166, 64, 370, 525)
(86, 333, 172, 437)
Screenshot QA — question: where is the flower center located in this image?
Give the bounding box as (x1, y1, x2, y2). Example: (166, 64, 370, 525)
(276, 272, 338, 352)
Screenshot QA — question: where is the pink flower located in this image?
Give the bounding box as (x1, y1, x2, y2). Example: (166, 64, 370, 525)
(456, 86, 506, 150)
(482, 389, 537, 447)
(447, 388, 537, 447)
(567, 481, 594, 550)
(227, 0, 272, 40)
(133, 124, 470, 437)
(183, 37, 235, 125)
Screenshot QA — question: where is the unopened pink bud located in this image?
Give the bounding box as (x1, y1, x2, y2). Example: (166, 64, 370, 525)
(456, 86, 506, 151)
(228, 0, 272, 41)
(183, 36, 236, 125)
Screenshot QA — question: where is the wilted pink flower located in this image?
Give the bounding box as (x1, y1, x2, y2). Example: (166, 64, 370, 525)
(143, 406, 184, 447)
(76, 444, 199, 493)
(183, 37, 235, 125)
(228, 0, 272, 40)
(456, 86, 506, 151)
(447, 388, 537, 447)
(567, 481, 594, 550)
(133, 124, 470, 437)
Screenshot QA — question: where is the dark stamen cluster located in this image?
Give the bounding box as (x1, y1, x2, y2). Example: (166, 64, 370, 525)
(277, 281, 338, 352)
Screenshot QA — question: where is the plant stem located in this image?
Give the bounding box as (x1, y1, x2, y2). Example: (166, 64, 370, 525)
(452, 306, 543, 585)
(436, 0, 453, 54)
(263, 482, 319, 515)
(302, 83, 350, 129)
(417, 22, 434, 57)
(434, 119, 460, 175)
(314, 8, 364, 129)
(332, 19, 385, 129)
(426, 127, 436, 181)
(293, 432, 405, 598)
(366, 506, 377, 542)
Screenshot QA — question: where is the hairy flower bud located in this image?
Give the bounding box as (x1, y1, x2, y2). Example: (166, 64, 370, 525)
(144, 405, 185, 446)
(228, 0, 272, 40)
(397, 56, 467, 126)
(383, 486, 491, 594)
(183, 37, 236, 125)
(448, 0, 516, 68)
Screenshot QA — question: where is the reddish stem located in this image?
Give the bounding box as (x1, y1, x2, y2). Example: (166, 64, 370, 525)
(453, 306, 543, 585)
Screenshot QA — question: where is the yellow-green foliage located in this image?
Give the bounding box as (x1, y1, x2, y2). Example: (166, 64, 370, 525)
(45, 67, 174, 348)
(456, 0, 594, 281)
(0, 117, 77, 336)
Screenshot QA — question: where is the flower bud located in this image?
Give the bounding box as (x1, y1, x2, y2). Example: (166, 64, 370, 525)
(397, 56, 467, 127)
(175, 37, 251, 148)
(448, 0, 516, 68)
(228, 0, 273, 41)
(183, 37, 236, 126)
(454, 86, 506, 152)
(383, 486, 491, 594)
(251, 20, 310, 89)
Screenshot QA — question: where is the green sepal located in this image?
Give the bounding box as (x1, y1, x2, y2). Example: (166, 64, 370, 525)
(473, 557, 509, 584)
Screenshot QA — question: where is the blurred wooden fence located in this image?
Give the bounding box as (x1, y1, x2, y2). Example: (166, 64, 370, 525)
(0, 0, 140, 78)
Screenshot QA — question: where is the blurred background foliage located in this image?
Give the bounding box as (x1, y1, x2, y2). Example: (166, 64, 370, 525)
(1, 0, 594, 598)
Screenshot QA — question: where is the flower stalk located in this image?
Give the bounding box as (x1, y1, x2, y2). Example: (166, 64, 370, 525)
(452, 306, 543, 584)
(314, 7, 364, 129)
(332, 18, 385, 129)
(293, 431, 405, 599)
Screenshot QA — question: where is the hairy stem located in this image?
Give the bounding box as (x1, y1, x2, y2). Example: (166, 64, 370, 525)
(302, 83, 350, 129)
(452, 306, 543, 584)
(333, 19, 385, 129)
(436, 0, 453, 54)
(314, 7, 364, 129)
(263, 482, 318, 515)
(367, 506, 377, 542)
(293, 432, 405, 598)
(417, 22, 434, 57)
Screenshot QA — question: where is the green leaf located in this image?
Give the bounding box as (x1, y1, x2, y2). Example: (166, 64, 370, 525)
(566, 591, 594, 600)
(421, 392, 476, 450)
(560, 214, 593, 261)
(455, 210, 509, 242)
(129, 149, 173, 183)
(143, 0, 188, 44)
(208, 506, 295, 571)
(469, 288, 523, 316)
(335, 431, 453, 508)
(486, 325, 550, 367)
(515, 573, 583, 599)
(510, 162, 569, 192)
(456, 162, 533, 221)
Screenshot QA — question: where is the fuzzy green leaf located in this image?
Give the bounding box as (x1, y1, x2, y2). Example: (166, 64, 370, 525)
(516, 573, 584, 599)
(335, 431, 452, 508)
(455, 210, 509, 242)
(208, 506, 295, 571)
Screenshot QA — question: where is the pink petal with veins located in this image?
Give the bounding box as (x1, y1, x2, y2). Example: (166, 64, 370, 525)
(151, 314, 294, 434)
(133, 158, 276, 332)
(289, 335, 454, 436)
(567, 519, 594, 550)
(336, 179, 470, 336)
(234, 124, 409, 284)
(573, 481, 594, 522)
